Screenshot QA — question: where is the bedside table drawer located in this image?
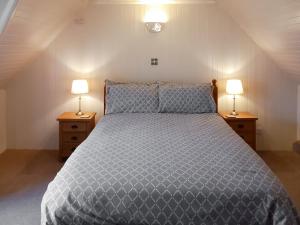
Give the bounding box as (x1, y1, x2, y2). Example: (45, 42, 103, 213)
(238, 132, 254, 145)
(57, 112, 96, 161)
(228, 121, 254, 132)
(62, 122, 86, 132)
(62, 143, 80, 157)
(220, 112, 257, 150)
(63, 132, 87, 143)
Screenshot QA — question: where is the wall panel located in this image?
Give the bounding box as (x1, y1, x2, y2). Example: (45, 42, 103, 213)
(0, 0, 86, 81)
(6, 3, 297, 151)
(217, 0, 300, 79)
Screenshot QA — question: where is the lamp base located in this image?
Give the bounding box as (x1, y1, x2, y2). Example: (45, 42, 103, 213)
(76, 111, 84, 116)
(230, 111, 239, 116)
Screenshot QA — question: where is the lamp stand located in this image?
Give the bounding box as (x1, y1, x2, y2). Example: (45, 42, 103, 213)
(76, 95, 84, 116)
(230, 94, 238, 116)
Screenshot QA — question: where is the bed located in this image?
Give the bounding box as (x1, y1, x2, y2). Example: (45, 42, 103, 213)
(42, 80, 299, 225)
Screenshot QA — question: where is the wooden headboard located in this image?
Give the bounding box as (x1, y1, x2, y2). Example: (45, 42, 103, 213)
(104, 79, 218, 115)
(212, 79, 218, 112)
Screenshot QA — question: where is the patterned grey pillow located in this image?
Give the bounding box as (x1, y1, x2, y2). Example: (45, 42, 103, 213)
(106, 81, 159, 114)
(158, 82, 216, 113)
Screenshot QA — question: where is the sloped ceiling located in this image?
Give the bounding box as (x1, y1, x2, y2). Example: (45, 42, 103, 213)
(0, 0, 87, 81)
(217, 0, 300, 78)
(1, 0, 300, 82)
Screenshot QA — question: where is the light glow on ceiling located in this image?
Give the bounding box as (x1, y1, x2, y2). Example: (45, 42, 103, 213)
(143, 6, 168, 23)
(139, 0, 174, 5)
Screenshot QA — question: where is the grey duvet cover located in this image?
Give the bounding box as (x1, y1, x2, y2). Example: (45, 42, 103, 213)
(42, 113, 300, 225)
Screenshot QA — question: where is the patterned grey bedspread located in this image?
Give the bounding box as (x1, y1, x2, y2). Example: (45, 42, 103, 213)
(42, 113, 300, 225)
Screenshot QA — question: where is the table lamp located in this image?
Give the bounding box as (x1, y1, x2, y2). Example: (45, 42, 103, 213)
(71, 80, 89, 116)
(226, 79, 243, 116)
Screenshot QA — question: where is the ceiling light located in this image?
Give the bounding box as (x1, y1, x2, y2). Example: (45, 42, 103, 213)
(144, 7, 168, 23)
(144, 7, 167, 33)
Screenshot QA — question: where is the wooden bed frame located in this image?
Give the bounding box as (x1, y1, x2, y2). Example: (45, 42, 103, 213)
(104, 79, 218, 114)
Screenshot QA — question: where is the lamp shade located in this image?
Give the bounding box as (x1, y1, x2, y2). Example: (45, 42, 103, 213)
(226, 79, 243, 95)
(71, 80, 89, 94)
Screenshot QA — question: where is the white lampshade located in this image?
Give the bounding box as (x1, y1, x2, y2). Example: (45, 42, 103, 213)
(71, 80, 89, 95)
(226, 79, 244, 95)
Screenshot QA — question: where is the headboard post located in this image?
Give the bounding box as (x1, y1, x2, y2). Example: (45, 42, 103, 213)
(212, 79, 218, 112)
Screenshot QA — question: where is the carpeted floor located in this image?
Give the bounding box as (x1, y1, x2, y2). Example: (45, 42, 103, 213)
(0, 150, 62, 225)
(258, 151, 300, 212)
(0, 150, 299, 225)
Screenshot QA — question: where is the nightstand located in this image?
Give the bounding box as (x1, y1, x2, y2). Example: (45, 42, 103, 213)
(57, 112, 96, 160)
(219, 112, 258, 150)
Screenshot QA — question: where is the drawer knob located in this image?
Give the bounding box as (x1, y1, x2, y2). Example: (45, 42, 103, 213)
(71, 125, 78, 129)
(71, 147, 76, 152)
(238, 124, 244, 129)
(240, 135, 245, 139)
(71, 136, 78, 141)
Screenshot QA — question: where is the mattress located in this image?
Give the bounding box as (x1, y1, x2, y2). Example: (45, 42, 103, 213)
(42, 113, 300, 225)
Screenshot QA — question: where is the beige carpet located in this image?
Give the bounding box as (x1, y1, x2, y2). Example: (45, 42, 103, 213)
(258, 151, 300, 211)
(0, 150, 62, 225)
(0, 150, 299, 225)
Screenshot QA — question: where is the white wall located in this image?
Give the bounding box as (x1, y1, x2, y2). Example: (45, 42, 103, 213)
(6, 3, 297, 151)
(0, 0, 86, 81)
(0, 89, 6, 153)
(217, 0, 300, 79)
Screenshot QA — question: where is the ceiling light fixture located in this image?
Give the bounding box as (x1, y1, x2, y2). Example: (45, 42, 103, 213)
(144, 7, 167, 33)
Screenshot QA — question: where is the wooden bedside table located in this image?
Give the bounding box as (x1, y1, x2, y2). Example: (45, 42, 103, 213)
(219, 112, 258, 150)
(57, 112, 96, 160)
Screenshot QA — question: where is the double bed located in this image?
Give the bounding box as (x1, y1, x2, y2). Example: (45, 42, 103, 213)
(42, 80, 299, 225)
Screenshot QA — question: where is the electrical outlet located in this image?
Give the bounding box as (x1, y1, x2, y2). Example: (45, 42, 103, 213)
(151, 58, 158, 66)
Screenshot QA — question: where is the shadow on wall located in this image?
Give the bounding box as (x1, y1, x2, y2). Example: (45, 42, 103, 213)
(5, 51, 105, 150)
